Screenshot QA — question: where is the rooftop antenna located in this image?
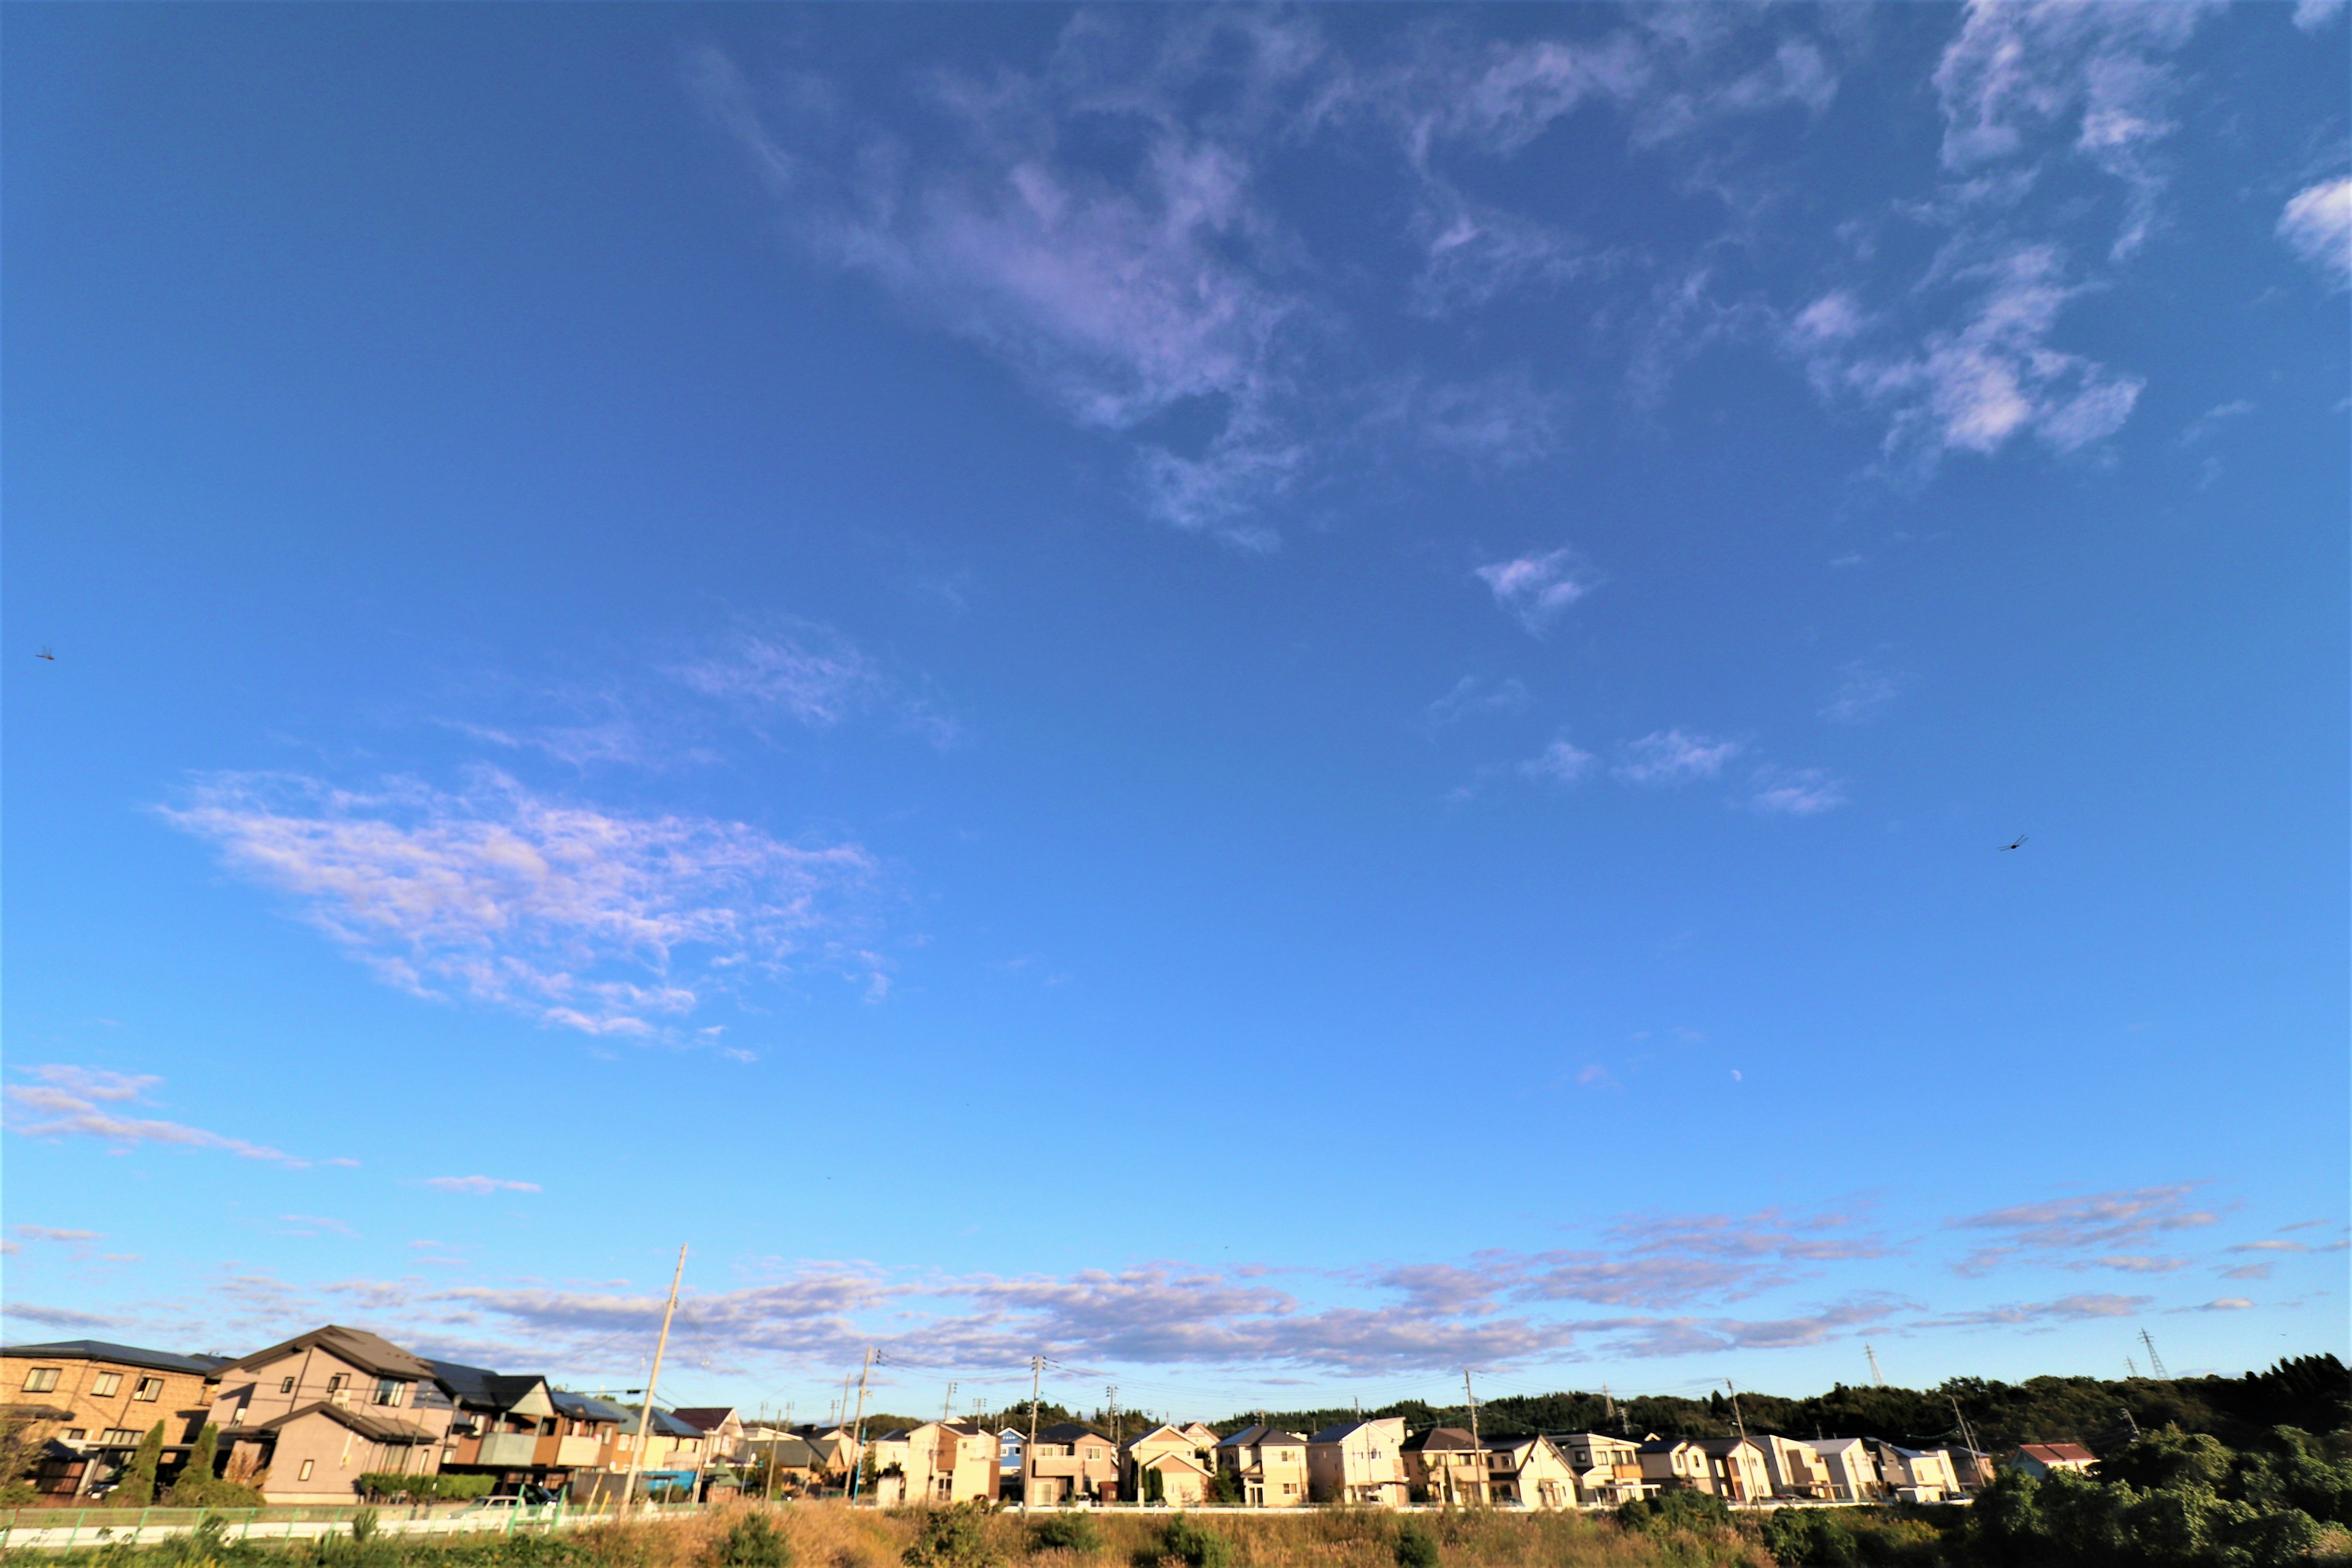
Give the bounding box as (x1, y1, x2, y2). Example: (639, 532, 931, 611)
(2138, 1330, 2168, 1379)
(1865, 1345, 1885, 1387)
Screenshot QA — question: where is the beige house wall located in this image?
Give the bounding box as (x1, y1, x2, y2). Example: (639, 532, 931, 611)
(4, 1351, 216, 1452)
(1306, 1419, 1406, 1506)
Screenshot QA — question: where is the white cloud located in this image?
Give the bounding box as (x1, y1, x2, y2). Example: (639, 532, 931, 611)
(2180, 399, 2256, 445)
(1427, 676, 1530, 724)
(1950, 1184, 2218, 1276)
(1749, 767, 1849, 816)
(1933, 0, 2213, 259)
(2198, 1297, 2255, 1311)
(424, 1177, 543, 1196)
(13, 1226, 99, 1243)
(1614, 729, 1741, 786)
(159, 770, 877, 1038)
(1518, 736, 1597, 785)
(2278, 178, 2352, 286)
(1474, 548, 1595, 631)
(2293, 0, 2345, 31)
(1831, 245, 2143, 464)
(1821, 659, 1903, 723)
(4, 1066, 308, 1167)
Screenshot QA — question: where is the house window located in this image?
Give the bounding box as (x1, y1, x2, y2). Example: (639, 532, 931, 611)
(102, 1429, 140, 1444)
(132, 1378, 164, 1401)
(281, 1377, 296, 1394)
(372, 1379, 406, 1407)
(21, 1368, 60, 1393)
(92, 1373, 122, 1398)
(326, 1374, 345, 1394)
(66, 1429, 88, 1441)
(298, 1460, 316, 1482)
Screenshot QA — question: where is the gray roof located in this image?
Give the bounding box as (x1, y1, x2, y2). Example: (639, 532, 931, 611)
(256, 1401, 436, 1444)
(551, 1392, 634, 1425)
(1218, 1423, 1306, 1449)
(2, 1340, 230, 1376)
(1404, 1427, 1480, 1452)
(1307, 1422, 1371, 1445)
(427, 1359, 549, 1411)
(216, 1325, 434, 1381)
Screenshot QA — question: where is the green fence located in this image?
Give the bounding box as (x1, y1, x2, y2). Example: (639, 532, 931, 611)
(0, 1500, 707, 1551)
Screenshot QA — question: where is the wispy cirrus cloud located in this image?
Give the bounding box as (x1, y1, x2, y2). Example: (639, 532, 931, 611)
(13, 1226, 100, 1244)
(159, 769, 878, 1038)
(2278, 178, 2351, 286)
(1821, 658, 1904, 724)
(1949, 1185, 2220, 1277)
(1427, 676, 1530, 725)
(672, 619, 957, 746)
(1613, 728, 1741, 786)
(1922, 1291, 2152, 1329)
(1517, 736, 1597, 785)
(1748, 766, 1849, 816)
(5, 1066, 309, 1167)
(424, 1177, 543, 1196)
(1475, 548, 1596, 632)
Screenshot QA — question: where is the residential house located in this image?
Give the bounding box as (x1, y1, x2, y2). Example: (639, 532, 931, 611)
(545, 1392, 634, 1489)
(1305, 1419, 1408, 1507)
(998, 1427, 1027, 1482)
(1215, 1425, 1310, 1508)
(613, 1406, 710, 1494)
(429, 1361, 571, 1491)
(2008, 1442, 2098, 1479)
(1691, 1438, 1772, 1503)
(1550, 1433, 1650, 1506)
(1798, 1439, 1883, 1502)
(1942, 1447, 1997, 1491)
(1403, 1427, 1489, 1506)
(865, 1427, 927, 1506)
(1, 1340, 230, 1496)
(1636, 1438, 1714, 1494)
(1125, 1425, 1218, 1501)
(932, 1422, 1002, 1503)
(207, 1326, 455, 1504)
(673, 1408, 747, 1464)
(1480, 1434, 1578, 1510)
(742, 1433, 834, 1494)
(1874, 1443, 1959, 1503)
(1131, 1448, 1213, 1507)
(1750, 1434, 1837, 1500)
(1027, 1422, 1120, 1505)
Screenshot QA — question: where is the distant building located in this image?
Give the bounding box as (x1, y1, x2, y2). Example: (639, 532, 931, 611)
(1691, 1438, 1773, 1502)
(1404, 1427, 1488, 1506)
(1874, 1442, 1960, 1503)
(1636, 1437, 1714, 1494)
(1798, 1438, 1883, 1502)
(1480, 1434, 1578, 1509)
(1550, 1433, 1649, 1506)
(2008, 1442, 2098, 1478)
(1305, 1418, 1408, 1507)
(1213, 1424, 1311, 1508)
(1751, 1433, 1837, 1500)
(1027, 1422, 1120, 1504)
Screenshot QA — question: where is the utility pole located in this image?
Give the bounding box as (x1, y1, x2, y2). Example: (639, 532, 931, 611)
(1724, 1381, 1747, 1441)
(1463, 1370, 1480, 1444)
(622, 1243, 687, 1517)
(1948, 1395, 1983, 1487)
(1602, 1384, 1617, 1425)
(1864, 1344, 1885, 1388)
(845, 1348, 876, 1505)
(2119, 1406, 2141, 1442)
(1023, 1356, 1043, 1518)
(944, 1382, 958, 1425)
(2138, 1330, 2168, 1379)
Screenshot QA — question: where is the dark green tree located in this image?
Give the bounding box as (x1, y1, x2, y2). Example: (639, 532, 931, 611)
(166, 1425, 221, 1506)
(113, 1422, 165, 1507)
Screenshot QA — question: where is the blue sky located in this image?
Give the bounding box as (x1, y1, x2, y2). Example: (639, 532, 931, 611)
(5, 2, 2346, 1422)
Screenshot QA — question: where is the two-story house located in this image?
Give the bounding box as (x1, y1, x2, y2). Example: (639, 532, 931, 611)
(207, 1326, 454, 1504)
(1026, 1422, 1120, 1505)
(1480, 1434, 1578, 1510)
(2008, 1442, 2098, 1479)
(1635, 1437, 1714, 1494)
(1873, 1442, 1959, 1503)
(1692, 1438, 1773, 1502)
(671, 1408, 747, 1465)
(1550, 1433, 1649, 1505)
(1214, 1425, 1310, 1508)
(1, 1340, 229, 1496)
(1749, 1433, 1835, 1499)
(1403, 1427, 1488, 1506)
(1798, 1438, 1883, 1502)
(1304, 1418, 1407, 1507)
(1121, 1425, 1214, 1509)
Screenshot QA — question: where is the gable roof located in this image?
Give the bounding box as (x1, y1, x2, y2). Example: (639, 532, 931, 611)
(1138, 1450, 1213, 1477)
(215, 1325, 433, 1381)
(1216, 1423, 1306, 1449)
(1405, 1427, 1480, 1452)
(671, 1407, 739, 1432)
(2015, 1442, 2097, 1464)
(1038, 1422, 1111, 1444)
(1307, 1422, 1370, 1445)
(1694, 1437, 1762, 1457)
(550, 1391, 633, 1426)
(255, 1400, 437, 1444)
(2, 1340, 230, 1377)
(427, 1360, 551, 1412)
(1637, 1437, 1698, 1454)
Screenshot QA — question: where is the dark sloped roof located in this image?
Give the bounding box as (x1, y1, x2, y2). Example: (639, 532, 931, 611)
(1694, 1438, 1759, 1457)
(1039, 1422, 1110, 1444)
(614, 1405, 706, 1439)
(1404, 1427, 1479, 1452)
(216, 1325, 432, 1381)
(426, 1360, 548, 1411)
(1306, 1422, 1366, 1445)
(2, 1340, 229, 1376)
(256, 1401, 436, 1444)
(1637, 1438, 1694, 1454)
(550, 1392, 633, 1425)
(670, 1408, 737, 1431)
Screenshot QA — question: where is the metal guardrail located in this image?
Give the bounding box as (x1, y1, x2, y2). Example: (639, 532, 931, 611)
(0, 1501, 709, 1553)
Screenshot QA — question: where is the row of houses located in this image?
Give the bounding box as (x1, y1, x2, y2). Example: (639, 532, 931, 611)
(1, 1331, 717, 1506)
(4, 1331, 2100, 1510)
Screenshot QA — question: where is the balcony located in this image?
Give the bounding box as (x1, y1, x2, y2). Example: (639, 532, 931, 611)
(557, 1436, 603, 1466)
(478, 1434, 540, 1466)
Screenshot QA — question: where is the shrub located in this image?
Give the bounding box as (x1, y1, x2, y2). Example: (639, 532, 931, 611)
(113, 1423, 167, 1507)
(358, 1472, 498, 1503)
(1028, 1514, 1099, 1555)
(1159, 1517, 1231, 1568)
(1615, 1488, 1732, 1536)
(717, 1510, 793, 1568)
(1392, 1522, 1439, 1568)
(903, 1504, 1000, 1568)
(1757, 1510, 1859, 1567)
